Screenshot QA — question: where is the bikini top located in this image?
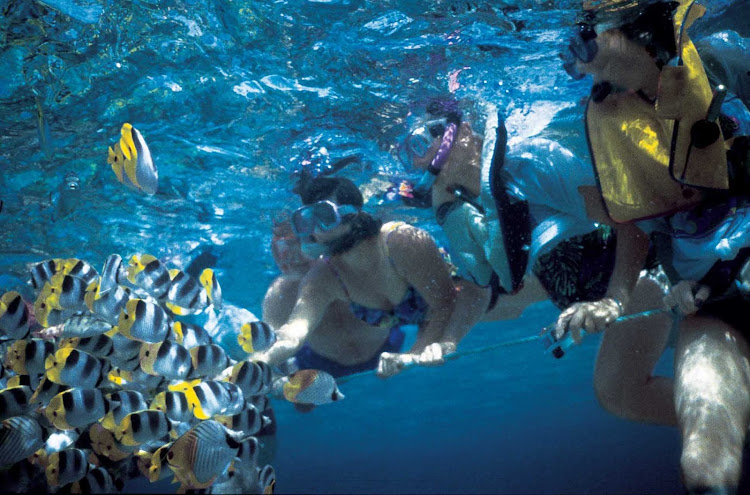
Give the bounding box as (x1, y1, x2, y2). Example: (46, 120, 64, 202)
(324, 222, 429, 330)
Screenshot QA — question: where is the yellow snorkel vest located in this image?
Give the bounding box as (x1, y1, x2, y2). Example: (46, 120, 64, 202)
(586, 0, 728, 223)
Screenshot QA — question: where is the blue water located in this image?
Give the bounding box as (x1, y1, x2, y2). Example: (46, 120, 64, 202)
(1, 0, 749, 492)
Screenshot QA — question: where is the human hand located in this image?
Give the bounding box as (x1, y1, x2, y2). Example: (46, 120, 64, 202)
(416, 342, 457, 367)
(376, 352, 417, 378)
(663, 280, 710, 316)
(554, 297, 623, 344)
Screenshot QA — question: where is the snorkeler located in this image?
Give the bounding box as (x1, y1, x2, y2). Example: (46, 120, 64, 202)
(262, 211, 408, 379)
(397, 99, 675, 426)
(557, 0, 750, 492)
(252, 176, 458, 378)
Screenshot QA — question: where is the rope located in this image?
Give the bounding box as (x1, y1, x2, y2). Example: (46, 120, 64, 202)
(336, 306, 673, 385)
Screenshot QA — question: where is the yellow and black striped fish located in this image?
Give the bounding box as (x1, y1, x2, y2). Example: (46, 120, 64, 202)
(199, 268, 222, 310)
(115, 409, 172, 446)
(214, 404, 268, 438)
(135, 442, 174, 482)
(139, 341, 193, 380)
(107, 123, 158, 195)
(171, 379, 244, 420)
(59, 333, 114, 359)
(101, 390, 149, 431)
(170, 321, 212, 349)
(0, 291, 31, 340)
(5, 338, 55, 375)
(99, 254, 125, 297)
(117, 299, 170, 343)
(188, 344, 229, 379)
(45, 448, 93, 487)
(126, 254, 171, 299)
(0, 385, 33, 421)
(44, 348, 106, 388)
(88, 423, 136, 462)
(45, 388, 109, 430)
(36, 273, 89, 312)
(228, 360, 273, 396)
(29, 375, 69, 404)
(0, 415, 44, 466)
(85, 279, 131, 325)
(70, 466, 122, 494)
(30, 259, 63, 291)
(164, 269, 210, 315)
(166, 419, 242, 489)
(149, 390, 194, 423)
(237, 321, 276, 354)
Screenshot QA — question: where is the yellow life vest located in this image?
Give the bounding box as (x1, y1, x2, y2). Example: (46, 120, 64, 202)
(587, 0, 728, 223)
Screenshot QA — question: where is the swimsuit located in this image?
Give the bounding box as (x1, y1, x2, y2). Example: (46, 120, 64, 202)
(292, 327, 406, 379)
(324, 222, 430, 330)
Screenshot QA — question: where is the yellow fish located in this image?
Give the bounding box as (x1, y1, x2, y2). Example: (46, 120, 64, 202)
(166, 420, 241, 489)
(88, 423, 136, 462)
(117, 299, 170, 343)
(5, 338, 55, 375)
(115, 410, 172, 446)
(0, 291, 31, 340)
(237, 321, 276, 354)
(199, 268, 222, 310)
(44, 348, 106, 388)
(45, 388, 108, 430)
(45, 448, 92, 487)
(126, 254, 171, 299)
(282, 369, 344, 405)
(107, 123, 158, 194)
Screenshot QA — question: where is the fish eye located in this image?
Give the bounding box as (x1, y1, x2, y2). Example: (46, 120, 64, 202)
(167, 451, 174, 460)
(52, 411, 57, 416)
(124, 315, 129, 319)
(40, 303, 46, 309)
(114, 156, 118, 162)
(144, 351, 150, 357)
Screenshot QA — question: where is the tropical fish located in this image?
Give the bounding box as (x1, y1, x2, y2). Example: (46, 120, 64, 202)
(32, 295, 77, 328)
(101, 390, 149, 431)
(44, 347, 106, 388)
(0, 415, 44, 466)
(149, 390, 194, 423)
(115, 409, 172, 446)
(60, 258, 99, 286)
(199, 268, 222, 310)
(99, 254, 125, 296)
(117, 299, 170, 343)
(256, 464, 276, 495)
(126, 254, 171, 299)
(5, 338, 55, 375)
(30, 259, 62, 291)
(29, 375, 69, 404)
(0, 291, 31, 340)
(35, 273, 89, 313)
(170, 321, 212, 349)
(237, 321, 276, 354)
(85, 280, 131, 325)
(188, 344, 229, 379)
(234, 436, 260, 469)
(45, 388, 109, 430)
(59, 333, 114, 359)
(70, 466, 122, 494)
(136, 442, 174, 483)
(166, 419, 242, 489)
(214, 403, 268, 438)
(88, 423, 136, 462)
(164, 269, 210, 315)
(45, 448, 93, 487)
(172, 379, 244, 420)
(0, 385, 33, 421)
(228, 360, 273, 396)
(108, 330, 143, 370)
(107, 122, 158, 195)
(282, 369, 344, 405)
(41, 314, 113, 340)
(139, 341, 193, 380)
(5, 373, 38, 389)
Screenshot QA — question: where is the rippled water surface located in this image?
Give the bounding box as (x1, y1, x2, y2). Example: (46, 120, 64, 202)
(1, 0, 749, 492)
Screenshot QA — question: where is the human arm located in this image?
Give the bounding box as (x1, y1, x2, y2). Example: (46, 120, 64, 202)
(253, 262, 341, 367)
(554, 221, 650, 343)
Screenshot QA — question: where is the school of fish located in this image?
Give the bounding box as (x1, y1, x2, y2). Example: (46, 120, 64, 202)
(0, 254, 344, 494)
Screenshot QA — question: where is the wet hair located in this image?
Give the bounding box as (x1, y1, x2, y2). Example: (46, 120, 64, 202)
(619, 1, 679, 68)
(292, 174, 381, 254)
(293, 173, 364, 208)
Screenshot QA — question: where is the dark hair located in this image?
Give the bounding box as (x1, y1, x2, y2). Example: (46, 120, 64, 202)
(293, 173, 364, 208)
(620, 1, 679, 68)
(326, 212, 383, 255)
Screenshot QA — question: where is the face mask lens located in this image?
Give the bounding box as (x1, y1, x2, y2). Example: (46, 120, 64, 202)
(569, 23, 598, 63)
(291, 201, 341, 237)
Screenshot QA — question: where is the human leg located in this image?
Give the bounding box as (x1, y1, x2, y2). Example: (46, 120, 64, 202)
(675, 316, 750, 492)
(593, 276, 676, 425)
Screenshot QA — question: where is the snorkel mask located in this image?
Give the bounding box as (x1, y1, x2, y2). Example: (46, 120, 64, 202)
(399, 100, 463, 196)
(561, 0, 679, 81)
(291, 200, 359, 243)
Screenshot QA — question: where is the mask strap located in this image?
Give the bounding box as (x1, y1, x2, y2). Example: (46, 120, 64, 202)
(413, 121, 459, 194)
